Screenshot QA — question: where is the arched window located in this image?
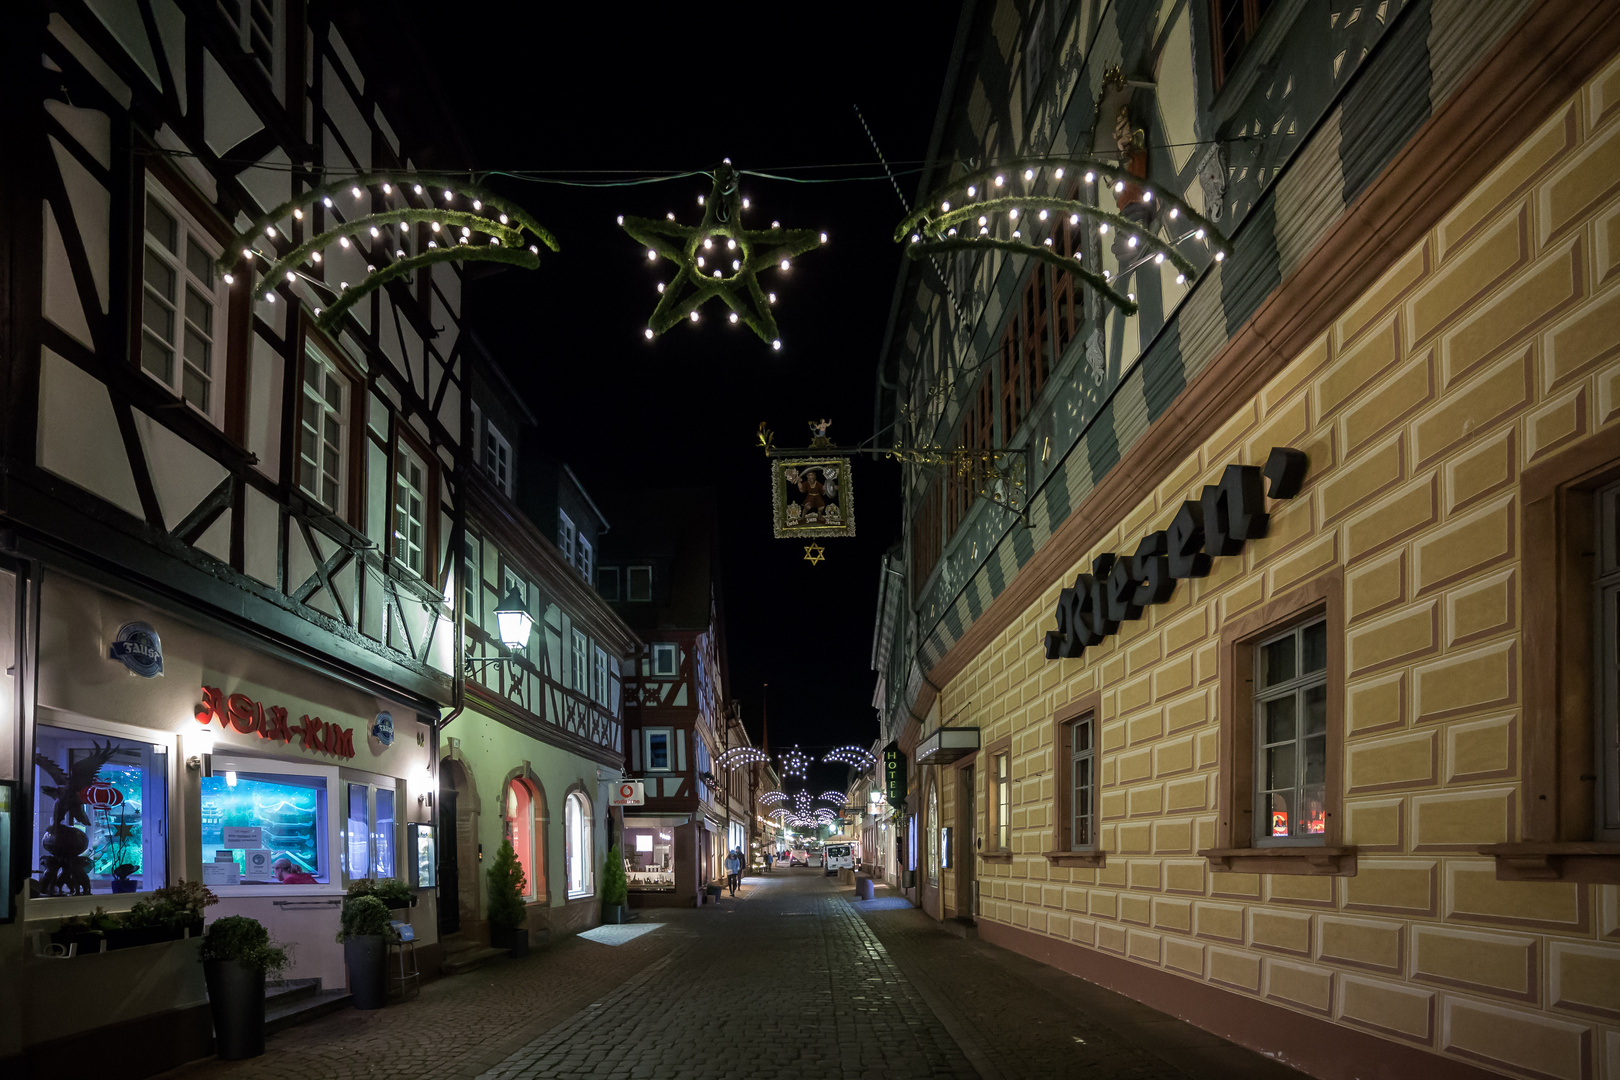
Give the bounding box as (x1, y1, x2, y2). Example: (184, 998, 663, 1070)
(926, 784, 940, 886)
(565, 791, 593, 899)
(505, 780, 540, 901)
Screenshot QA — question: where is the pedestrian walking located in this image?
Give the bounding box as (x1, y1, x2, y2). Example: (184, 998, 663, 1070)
(763, 849, 774, 873)
(725, 848, 742, 895)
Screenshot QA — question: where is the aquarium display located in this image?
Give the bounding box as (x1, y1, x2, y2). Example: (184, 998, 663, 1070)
(32, 725, 167, 896)
(201, 772, 327, 883)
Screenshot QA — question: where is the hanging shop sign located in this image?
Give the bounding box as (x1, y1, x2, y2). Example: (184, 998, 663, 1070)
(108, 621, 163, 677)
(883, 742, 907, 807)
(1044, 446, 1307, 662)
(611, 780, 647, 806)
(195, 685, 357, 759)
(771, 457, 855, 539)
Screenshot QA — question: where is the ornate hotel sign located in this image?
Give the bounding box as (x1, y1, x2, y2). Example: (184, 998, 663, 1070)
(196, 685, 357, 759)
(883, 742, 907, 807)
(1044, 447, 1306, 662)
(109, 621, 163, 678)
(771, 457, 855, 539)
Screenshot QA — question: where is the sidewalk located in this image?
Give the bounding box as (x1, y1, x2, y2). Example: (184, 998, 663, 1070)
(850, 883, 1306, 1080)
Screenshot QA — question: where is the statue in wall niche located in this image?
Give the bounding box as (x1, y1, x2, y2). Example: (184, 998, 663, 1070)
(1198, 143, 1229, 223)
(34, 741, 121, 896)
(1086, 328, 1108, 386)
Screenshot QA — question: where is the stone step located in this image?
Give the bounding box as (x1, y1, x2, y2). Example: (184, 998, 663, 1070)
(265, 987, 351, 1034)
(264, 977, 320, 1008)
(439, 939, 509, 977)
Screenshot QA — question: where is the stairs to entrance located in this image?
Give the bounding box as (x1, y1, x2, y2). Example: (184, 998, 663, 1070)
(264, 978, 351, 1033)
(439, 932, 507, 977)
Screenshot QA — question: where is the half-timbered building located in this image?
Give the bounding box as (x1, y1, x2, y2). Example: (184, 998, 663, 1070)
(438, 342, 635, 949)
(2, 3, 491, 1071)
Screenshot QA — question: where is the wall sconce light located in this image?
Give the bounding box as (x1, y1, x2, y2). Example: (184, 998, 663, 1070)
(465, 584, 534, 679)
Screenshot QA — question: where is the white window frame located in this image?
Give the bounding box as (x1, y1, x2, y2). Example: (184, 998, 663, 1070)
(298, 343, 349, 515)
(141, 180, 227, 425)
(1253, 618, 1329, 846)
(219, 0, 284, 88)
(393, 441, 429, 579)
(994, 752, 1011, 852)
(564, 791, 593, 899)
(1069, 715, 1095, 852)
(651, 643, 677, 677)
(644, 727, 674, 772)
(592, 645, 609, 706)
(462, 531, 480, 625)
(557, 510, 576, 564)
(571, 628, 588, 693)
(576, 535, 593, 582)
(483, 421, 512, 496)
(205, 751, 343, 898)
(627, 565, 652, 602)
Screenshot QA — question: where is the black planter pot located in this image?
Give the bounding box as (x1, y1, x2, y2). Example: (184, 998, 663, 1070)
(106, 924, 177, 951)
(203, 959, 266, 1060)
(110, 878, 138, 894)
(343, 935, 389, 1010)
(507, 928, 529, 958)
(601, 904, 625, 925)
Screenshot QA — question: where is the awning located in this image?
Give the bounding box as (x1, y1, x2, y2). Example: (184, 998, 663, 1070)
(916, 726, 980, 765)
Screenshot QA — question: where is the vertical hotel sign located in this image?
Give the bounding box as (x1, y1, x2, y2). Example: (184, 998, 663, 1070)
(883, 742, 906, 807)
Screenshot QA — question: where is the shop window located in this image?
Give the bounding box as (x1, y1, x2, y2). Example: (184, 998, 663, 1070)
(592, 645, 610, 706)
(374, 787, 395, 879)
(1210, 0, 1277, 91)
(200, 768, 329, 886)
(627, 565, 652, 601)
(645, 728, 673, 771)
(565, 791, 592, 899)
(598, 566, 620, 600)
(338, 780, 398, 882)
(651, 643, 677, 677)
(1204, 573, 1352, 875)
(141, 182, 227, 424)
(1048, 696, 1105, 867)
(393, 442, 429, 579)
(571, 628, 588, 693)
(298, 342, 350, 515)
(505, 780, 540, 901)
(31, 725, 169, 897)
(625, 823, 675, 891)
(926, 784, 939, 886)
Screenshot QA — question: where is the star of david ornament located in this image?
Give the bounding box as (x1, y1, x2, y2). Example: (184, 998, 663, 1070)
(620, 160, 825, 348)
(803, 543, 826, 566)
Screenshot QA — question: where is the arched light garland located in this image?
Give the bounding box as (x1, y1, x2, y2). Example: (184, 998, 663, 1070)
(893, 157, 1227, 317)
(221, 172, 558, 332)
(823, 745, 877, 770)
(780, 746, 811, 780)
(760, 791, 789, 806)
(716, 746, 769, 770)
(815, 791, 848, 806)
(620, 159, 825, 348)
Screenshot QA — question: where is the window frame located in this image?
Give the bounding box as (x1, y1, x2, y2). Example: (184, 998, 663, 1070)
(592, 645, 610, 706)
(981, 734, 1013, 862)
(503, 777, 542, 902)
(219, 0, 285, 88)
(1209, 0, 1275, 91)
(557, 510, 576, 565)
(1047, 693, 1106, 867)
(1204, 572, 1353, 876)
(293, 322, 365, 524)
(139, 179, 230, 426)
(644, 727, 674, 773)
(564, 790, 593, 899)
(1485, 426, 1620, 883)
(570, 627, 588, 694)
(651, 643, 678, 678)
(204, 751, 344, 898)
(1251, 618, 1330, 847)
(391, 435, 432, 582)
(483, 419, 513, 496)
(627, 565, 653, 602)
(462, 530, 481, 626)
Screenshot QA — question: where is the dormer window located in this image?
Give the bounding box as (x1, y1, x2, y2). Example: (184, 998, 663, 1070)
(483, 422, 512, 495)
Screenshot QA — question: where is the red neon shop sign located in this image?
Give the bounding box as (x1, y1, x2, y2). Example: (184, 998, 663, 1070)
(196, 686, 355, 759)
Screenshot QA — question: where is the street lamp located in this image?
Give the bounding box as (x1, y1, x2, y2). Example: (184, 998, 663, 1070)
(465, 584, 533, 678)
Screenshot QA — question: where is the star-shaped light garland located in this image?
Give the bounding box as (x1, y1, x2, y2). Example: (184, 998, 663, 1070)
(803, 543, 825, 566)
(620, 160, 825, 348)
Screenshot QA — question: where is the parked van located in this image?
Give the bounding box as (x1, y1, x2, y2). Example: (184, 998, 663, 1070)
(825, 842, 857, 875)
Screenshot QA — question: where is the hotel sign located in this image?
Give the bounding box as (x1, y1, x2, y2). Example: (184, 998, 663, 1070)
(196, 685, 356, 759)
(1044, 447, 1307, 662)
(883, 742, 907, 807)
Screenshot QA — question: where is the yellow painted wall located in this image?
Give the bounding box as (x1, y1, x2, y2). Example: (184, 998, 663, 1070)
(939, 52, 1620, 1080)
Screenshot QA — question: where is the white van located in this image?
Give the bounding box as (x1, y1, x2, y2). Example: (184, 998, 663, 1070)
(825, 842, 858, 874)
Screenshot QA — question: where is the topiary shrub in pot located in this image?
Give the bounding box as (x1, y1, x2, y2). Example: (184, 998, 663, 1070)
(486, 840, 528, 956)
(335, 894, 397, 1009)
(199, 915, 289, 1060)
(601, 844, 628, 924)
(346, 877, 415, 910)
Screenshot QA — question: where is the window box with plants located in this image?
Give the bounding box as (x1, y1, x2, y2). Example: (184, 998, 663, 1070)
(346, 878, 415, 910)
(199, 915, 289, 1060)
(47, 881, 217, 955)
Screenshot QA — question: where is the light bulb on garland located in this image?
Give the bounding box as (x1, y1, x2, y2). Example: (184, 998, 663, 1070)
(219, 172, 557, 332)
(619, 159, 825, 346)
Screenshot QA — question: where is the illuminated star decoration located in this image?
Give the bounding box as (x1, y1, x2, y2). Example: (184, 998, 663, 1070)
(803, 543, 825, 566)
(222, 172, 556, 332)
(621, 159, 826, 348)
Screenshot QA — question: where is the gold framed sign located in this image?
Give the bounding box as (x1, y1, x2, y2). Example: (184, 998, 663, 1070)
(771, 458, 855, 539)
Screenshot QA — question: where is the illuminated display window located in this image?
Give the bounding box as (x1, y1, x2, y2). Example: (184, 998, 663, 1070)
(201, 771, 328, 885)
(31, 724, 169, 897)
(1253, 619, 1328, 844)
(505, 780, 541, 901)
(565, 791, 593, 899)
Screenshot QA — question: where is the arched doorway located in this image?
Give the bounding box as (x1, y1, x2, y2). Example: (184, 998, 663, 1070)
(437, 757, 480, 937)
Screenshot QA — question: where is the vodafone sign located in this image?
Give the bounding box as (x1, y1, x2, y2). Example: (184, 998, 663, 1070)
(610, 780, 646, 806)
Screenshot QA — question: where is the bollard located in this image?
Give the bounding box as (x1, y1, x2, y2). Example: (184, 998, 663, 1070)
(855, 875, 875, 900)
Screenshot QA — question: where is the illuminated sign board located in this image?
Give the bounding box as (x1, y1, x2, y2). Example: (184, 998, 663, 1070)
(883, 742, 906, 807)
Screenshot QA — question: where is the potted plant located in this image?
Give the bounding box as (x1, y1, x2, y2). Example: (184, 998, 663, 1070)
(486, 840, 528, 956)
(51, 908, 117, 954)
(199, 915, 289, 1060)
(115, 879, 218, 948)
(348, 878, 415, 910)
(601, 844, 628, 924)
(106, 806, 140, 893)
(336, 895, 396, 1010)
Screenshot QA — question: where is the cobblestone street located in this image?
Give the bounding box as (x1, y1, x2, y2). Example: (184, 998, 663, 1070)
(156, 870, 1300, 1080)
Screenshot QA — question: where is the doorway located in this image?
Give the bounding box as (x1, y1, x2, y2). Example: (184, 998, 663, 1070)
(957, 765, 977, 921)
(437, 758, 479, 937)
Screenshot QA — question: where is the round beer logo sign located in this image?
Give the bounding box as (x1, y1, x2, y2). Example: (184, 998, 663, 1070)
(109, 622, 163, 678)
(371, 711, 395, 747)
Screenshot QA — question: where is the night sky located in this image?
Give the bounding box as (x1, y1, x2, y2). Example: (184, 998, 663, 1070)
(409, 5, 961, 793)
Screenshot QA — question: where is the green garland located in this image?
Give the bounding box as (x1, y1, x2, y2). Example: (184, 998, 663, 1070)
(620, 160, 824, 347)
(219, 172, 556, 333)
